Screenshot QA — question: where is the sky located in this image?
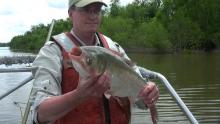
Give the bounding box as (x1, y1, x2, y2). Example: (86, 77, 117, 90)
(0, 0, 134, 43)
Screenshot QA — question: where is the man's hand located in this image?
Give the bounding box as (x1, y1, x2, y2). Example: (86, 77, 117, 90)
(139, 82, 159, 107)
(76, 71, 110, 99)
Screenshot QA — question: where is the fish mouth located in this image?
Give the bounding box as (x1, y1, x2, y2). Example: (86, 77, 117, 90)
(70, 47, 82, 56)
(69, 47, 83, 60)
(69, 47, 90, 77)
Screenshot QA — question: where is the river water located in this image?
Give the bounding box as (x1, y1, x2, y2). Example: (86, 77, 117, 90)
(0, 47, 220, 124)
(0, 47, 34, 124)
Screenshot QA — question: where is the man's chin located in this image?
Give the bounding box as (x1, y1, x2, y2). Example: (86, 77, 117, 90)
(87, 28, 98, 33)
(86, 24, 98, 31)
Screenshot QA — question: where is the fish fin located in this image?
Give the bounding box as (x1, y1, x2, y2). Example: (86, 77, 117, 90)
(106, 47, 136, 67)
(123, 58, 136, 67)
(149, 105, 158, 124)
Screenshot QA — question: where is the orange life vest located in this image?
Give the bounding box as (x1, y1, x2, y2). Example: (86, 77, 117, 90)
(52, 32, 131, 124)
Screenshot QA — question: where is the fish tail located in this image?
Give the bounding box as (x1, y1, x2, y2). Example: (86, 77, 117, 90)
(149, 105, 158, 124)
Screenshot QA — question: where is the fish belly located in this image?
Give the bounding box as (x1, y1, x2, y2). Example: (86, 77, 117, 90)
(108, 67, 145, 98)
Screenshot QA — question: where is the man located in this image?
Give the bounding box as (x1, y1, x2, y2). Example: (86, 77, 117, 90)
(32, 0, 159, 123)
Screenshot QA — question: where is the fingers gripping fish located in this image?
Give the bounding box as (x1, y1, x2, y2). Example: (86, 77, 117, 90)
(69, 46, 157, 124)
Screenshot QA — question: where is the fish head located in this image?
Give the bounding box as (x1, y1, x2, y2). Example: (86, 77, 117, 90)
(69, 47, 106, 78)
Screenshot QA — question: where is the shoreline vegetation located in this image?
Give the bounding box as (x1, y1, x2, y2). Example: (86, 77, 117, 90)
(3, 0, 220, 53)
(1, 47, 220, 66)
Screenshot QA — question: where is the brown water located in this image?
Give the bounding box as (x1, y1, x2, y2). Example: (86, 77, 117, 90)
(0, 47, 220, 123)
(129, 52, 220, 124)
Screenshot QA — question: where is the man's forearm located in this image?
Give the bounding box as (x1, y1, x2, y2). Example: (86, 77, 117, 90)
(36, 89, 85, 123)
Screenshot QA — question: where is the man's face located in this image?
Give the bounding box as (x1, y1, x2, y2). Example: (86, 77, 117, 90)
(69, 3, 103, 34)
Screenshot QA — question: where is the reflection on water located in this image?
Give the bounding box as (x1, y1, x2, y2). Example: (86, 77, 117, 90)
(0, 47, 13, 56)
(0, 47, 220, 124)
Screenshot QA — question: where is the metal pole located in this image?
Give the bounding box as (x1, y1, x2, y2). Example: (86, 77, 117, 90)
(0, 67, 36, 100)
(0, 75, 34, 100)
(21, 88, 33, 124)
(0, 67, 37, 73)
(46, 19, 55, 41)
(22, 19, 56, 124)
(139, 67, 199, 124)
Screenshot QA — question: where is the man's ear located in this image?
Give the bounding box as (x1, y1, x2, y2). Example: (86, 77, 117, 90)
(68, 10, 73, 20)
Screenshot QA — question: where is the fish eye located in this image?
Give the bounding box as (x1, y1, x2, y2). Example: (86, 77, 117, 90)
(86, 57, 92, 65)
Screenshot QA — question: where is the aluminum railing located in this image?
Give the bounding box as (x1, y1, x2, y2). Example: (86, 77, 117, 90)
(0, 67, 35, 124)
(0, 67, 36, 100)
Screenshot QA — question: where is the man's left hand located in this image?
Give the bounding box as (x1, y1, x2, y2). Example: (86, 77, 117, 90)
(139, 82, 159, 107)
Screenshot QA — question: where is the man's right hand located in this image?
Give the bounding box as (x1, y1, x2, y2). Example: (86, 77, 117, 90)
(76, 71, 111, 99)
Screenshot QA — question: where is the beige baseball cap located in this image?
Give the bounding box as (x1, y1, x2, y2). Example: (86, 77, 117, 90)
(69, 0, 107, 8)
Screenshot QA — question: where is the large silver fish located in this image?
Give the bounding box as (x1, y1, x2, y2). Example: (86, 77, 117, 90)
(69, 46, 157, 124)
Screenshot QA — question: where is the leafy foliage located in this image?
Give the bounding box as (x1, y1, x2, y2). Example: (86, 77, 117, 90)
(157, 0, 220, 50)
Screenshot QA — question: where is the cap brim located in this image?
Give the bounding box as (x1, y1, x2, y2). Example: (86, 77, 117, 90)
(75, 0, 107, 8)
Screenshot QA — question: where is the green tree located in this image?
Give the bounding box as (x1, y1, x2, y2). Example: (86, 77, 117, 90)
(100, 16, 134, 46)
(167, 10, 204, 50)
(138, 18, 171, 49)
(110, 0, 120, 17)
(158, 0, 220, 50)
